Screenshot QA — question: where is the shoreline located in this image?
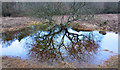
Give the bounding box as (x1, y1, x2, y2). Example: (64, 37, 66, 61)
(1, 14, 118, 33)
(2, 54, 119, 68)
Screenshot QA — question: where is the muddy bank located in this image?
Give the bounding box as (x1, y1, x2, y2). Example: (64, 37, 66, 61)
(1, 14, 118, 33)
(2, 55, 119, 68)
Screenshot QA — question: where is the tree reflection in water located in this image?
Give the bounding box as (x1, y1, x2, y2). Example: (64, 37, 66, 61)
(28, 25, 102, 63)
(2, 27, 35, 47)
(1, 24, 102, 63)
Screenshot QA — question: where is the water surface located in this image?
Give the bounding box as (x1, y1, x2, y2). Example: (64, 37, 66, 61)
(1, 25, 118, 66)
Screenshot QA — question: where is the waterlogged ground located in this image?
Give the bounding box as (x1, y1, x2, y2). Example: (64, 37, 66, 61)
(1, 23, 119, 68)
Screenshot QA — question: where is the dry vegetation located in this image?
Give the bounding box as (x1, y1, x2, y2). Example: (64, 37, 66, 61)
(1, 17, 40, 33)
(2, 55, 119, 68)
(71, 14, 118, 32)
(1, 14, 118, 33)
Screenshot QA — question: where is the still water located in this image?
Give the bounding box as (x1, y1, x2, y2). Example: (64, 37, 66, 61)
(1, 25, 118, 66)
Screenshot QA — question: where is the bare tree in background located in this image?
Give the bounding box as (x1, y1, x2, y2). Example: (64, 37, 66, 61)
(28, 2, 94, 27)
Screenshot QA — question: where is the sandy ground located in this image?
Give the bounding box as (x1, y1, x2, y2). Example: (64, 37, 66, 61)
(1, 14, 119, 33)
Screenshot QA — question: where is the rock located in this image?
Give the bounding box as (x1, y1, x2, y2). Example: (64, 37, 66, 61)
(115, 32, 118, 34)
(99, 31, 106, 35)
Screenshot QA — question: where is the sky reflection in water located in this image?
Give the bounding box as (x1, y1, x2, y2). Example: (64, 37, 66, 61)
(1, 27, 118, 65)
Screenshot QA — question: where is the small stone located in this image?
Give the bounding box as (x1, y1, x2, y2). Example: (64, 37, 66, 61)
(115, 32, 118, 34)
(99, 31, 106, 35)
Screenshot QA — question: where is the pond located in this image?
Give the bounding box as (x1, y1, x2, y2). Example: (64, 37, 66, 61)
(1, 24, 118, 67)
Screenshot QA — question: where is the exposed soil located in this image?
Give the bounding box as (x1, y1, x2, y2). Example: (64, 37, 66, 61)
(1, 14, 119, 33)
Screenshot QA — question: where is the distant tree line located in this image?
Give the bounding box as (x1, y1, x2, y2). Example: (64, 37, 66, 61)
(2, 2, 119, 17)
